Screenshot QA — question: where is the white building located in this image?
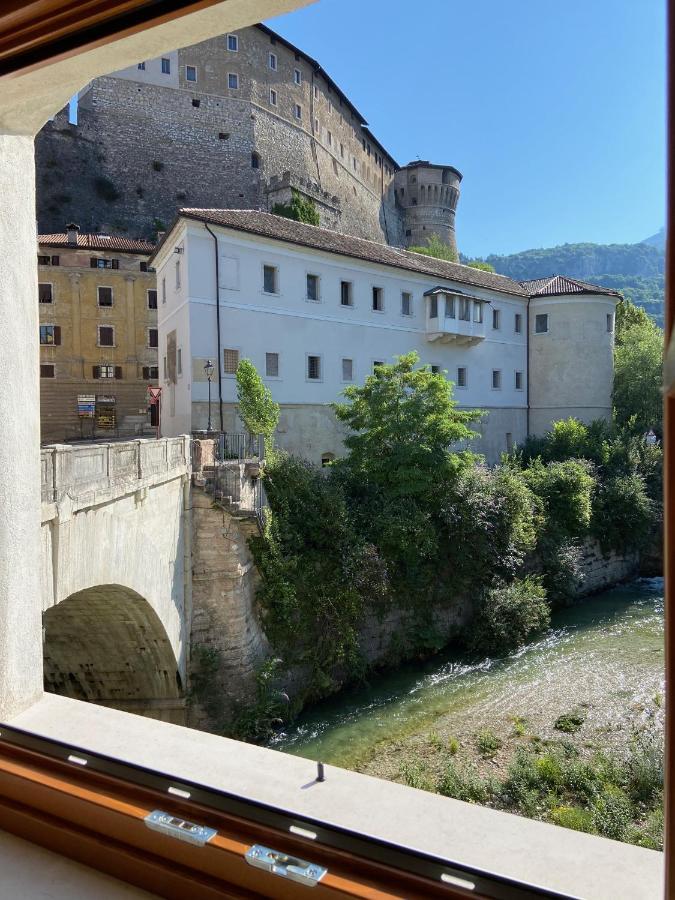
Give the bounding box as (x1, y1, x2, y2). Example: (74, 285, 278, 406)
(151, 210, 619, 465)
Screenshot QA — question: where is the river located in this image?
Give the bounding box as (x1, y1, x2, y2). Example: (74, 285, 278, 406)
(271, 579, 664, 777)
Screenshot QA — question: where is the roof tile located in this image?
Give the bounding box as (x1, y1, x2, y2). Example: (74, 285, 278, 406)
(38, 233, 155, 254)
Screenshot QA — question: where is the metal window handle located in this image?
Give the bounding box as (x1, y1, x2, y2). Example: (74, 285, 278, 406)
(245, 844, 327, 887)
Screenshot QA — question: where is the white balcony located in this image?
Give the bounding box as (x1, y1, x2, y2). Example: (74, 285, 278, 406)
(424, 288, 488, 346)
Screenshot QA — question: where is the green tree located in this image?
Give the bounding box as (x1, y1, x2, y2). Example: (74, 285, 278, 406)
(272, 189, 320, 226)
(615, 298, 655, 344)
(408, 233, 459, 263)
(613, 319, 663, 434)
(235, 359, 279, 453)
(466, 260, 496, 273)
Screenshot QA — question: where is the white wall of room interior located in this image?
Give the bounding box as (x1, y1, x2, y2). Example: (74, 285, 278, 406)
(155, 221, 529, 462)
(0, 3, 664, 897)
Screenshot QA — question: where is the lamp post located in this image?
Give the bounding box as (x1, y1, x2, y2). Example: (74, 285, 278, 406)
(204, 359, 214, 433)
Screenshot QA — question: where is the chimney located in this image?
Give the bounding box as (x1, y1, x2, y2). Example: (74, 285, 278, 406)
(66, 223, 80, 246)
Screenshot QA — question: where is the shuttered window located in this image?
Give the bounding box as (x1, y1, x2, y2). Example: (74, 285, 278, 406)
(98, 326, 114, 347)
(223, 348, 239, 374)
(38, 283, 53, 303)
(265, 353, 279, 377)
(39, 325, 60, 345)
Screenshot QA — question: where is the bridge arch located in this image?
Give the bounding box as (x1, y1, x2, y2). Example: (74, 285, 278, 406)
(43, 584, 185, 724)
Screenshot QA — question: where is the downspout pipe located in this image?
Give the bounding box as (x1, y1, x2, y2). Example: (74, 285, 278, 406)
(204, 222, 224, 432)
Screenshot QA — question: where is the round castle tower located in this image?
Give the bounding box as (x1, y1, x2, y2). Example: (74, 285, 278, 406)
(393, 161, 462, 254)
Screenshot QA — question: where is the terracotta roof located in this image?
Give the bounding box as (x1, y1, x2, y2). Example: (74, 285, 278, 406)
(519, 275, 621, 298)
(38, 233, 155, 254)
(162, 209, 530, 297)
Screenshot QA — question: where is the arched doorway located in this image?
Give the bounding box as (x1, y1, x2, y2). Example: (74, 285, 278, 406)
(43, 584, 184, 724)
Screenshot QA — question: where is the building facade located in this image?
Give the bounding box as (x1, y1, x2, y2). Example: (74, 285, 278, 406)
(35, 24, 460, 254)
(38, 226, 159, 443)
(152, 210, 619, 465)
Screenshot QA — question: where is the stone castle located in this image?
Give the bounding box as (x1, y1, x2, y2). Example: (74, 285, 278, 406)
(35, 23, 461, 252)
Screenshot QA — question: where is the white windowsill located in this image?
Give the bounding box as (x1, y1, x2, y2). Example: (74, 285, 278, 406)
(8, 694, 663, 900)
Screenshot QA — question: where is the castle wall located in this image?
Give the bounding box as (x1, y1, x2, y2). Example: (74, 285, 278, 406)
(35, 25, 407, 245)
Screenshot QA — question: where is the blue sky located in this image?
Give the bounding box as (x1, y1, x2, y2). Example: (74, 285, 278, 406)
(267, 0, 666, 257)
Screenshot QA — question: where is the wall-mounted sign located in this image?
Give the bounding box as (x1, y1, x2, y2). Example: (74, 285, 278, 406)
(95, 395, 116, 429)
(77, 394, 95, 418)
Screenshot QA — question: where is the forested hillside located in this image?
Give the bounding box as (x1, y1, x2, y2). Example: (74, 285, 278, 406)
(471, 241, 665, 327)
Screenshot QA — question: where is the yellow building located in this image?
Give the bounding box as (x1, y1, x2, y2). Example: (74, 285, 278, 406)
(38, 225, 158, 443)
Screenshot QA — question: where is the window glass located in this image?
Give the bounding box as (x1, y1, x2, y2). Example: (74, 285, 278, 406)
(445, 295, 455, 318)
(161, 57, 170, 74)
(372, 287, 383, 311)
(263, 265, 278, 294)
(515, 312, 522, 333)
(401, 292, 412, 316)
(492, 369, 502, 389)
(459, 297, 471, 321)
(265, 352, 279, 377)
(607, 313, 614, 332)
(306, 274, 319, 301)
(535, 313, 549, 333)
(147, 290, 158, 309)
(429, 295, 438, 318)
(307, 355, 321, 380)
(340, 281, 353, 306)
(270, 89, 277, 106)
(228, 73, 239, 89)
(39, 325, 57, 345)
(515, 370, 524, 390)
(40, 364, 55, 378)
(227, 34, 238, 51)
(98, 326, 114, 347)
(186, 65, 197, 82)
(342, 358, 353, 381)
(97, 286, 113, 307)
(148, 329, 158, 349)
(294, 68, 302, 84)
(473, 301, 483, 323)
(38, 283, 53, 303)
(294, 104, 302, 120)
(269, 52, 277, 70)
(457, 366, 467, 387)
(492, 308, 501, 329)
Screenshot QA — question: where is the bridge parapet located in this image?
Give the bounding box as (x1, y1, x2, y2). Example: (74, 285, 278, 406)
(41, 437, 190, 516)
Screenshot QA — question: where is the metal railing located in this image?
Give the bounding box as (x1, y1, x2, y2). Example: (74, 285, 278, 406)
(217, 432, 264, 461)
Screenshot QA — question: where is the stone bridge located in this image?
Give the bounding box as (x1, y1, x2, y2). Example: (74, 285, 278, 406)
(40, 437, 191, 723)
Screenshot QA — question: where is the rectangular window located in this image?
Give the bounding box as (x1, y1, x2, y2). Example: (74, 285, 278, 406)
(147, 289, 158, 309)
(340, 143, 344, 158)
(40, 364, 55, 378)
(515, 370, 524, 391)
(269, 52, 277, 70)
(294, 103, 302, 120)
(223, 348, 239, 375)
(228, 73, 239, 89)
(37, 255, 50, 265)
(163, 356, 167, 380)
(161, 57, 171, 74)
(137, 62, 145, 70)
(429, 295, 438, 318)
(263, 265, 278, 294)
(97, 286, 113, 307)
(140, 261, 148, 272)
(175, 260, 181, 289)
(38, 283, 53, 303)
(492, 369, 502, 389)
(186, 65, 197, 82)
(431, 365, 441, 375)
(265, 352, 279, 377)
(473, 301, 483, 324)
(192, 99, 200, 107)
(372, 286, 383, 311)
(142, 366, 159, 380)
(340, 280, 353, 306)
(459, 297, 471, 321)
(39, 324, 60, 345)
(314, 85, 319, 99)
(177, 348, 182, 376)
(445, 295, 456, 318)
(98, 325, 114, 347)
(227, 34, 238, 51)
(91, 258, 118, 269)
(327, 131, 332, 146)
(162, 277, 166, 304)
(294, 68, 302, 85)
(342, 358, 353, 382)
(457, 366, 467, 388)
(148, 328, 158, 349)
(515, 312, 522, 333)
(269, 88, 277, 106)
(401, 292, 412, 316)
(492, 308, 501, 329)
(535, 313, 549, 334)
(94, 364, 115, 379)
(314, 117, 320, 133)
(307, 355, 321, 380)
(607, 313, 614, 332)
(306, 273, 320, 301)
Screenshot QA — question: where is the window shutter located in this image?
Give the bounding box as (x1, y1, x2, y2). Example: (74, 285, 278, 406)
(92, 366, 100, 379)
(90, 258, 97, 268)
(115, 366, 123, 380)
(53, 326, 61, 346)
(142, 367, 149, 380)
(112, 259, 119, 270)
(51, 255, 60, 266)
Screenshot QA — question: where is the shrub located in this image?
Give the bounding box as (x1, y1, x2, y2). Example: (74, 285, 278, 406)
(625, 731, 664, 804)
(400, 761, 433, 792)
(470, 577, 549, 656)
(550, 806, 596, 834)
(537, 536, 584, 607)
(448, 737, 459, 755)
(476, 729, 503, 757)
(438, 762, 497, 804)
(272, 189, 320, 225)
(591, 474, 653, 554)
(522, 459, 595, 538)
(92, 175, 120, 202)
(591, 785, 633, 841)
(554, 711, 585, 734)
(511, 716, 528, 737)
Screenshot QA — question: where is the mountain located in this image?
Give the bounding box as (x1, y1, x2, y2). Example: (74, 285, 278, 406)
(641, 227, 666, 249)
(472, 241, 665, 328)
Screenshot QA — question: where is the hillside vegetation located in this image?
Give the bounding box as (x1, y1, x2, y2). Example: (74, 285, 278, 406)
(468, 241, 664, 327)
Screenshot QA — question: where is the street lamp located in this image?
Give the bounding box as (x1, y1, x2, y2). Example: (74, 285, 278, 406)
(204, 359, 215, 433)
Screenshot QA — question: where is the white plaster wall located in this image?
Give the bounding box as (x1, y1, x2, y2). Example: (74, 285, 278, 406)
(529, 295, 617, 435)
(156, 221, 529, 461)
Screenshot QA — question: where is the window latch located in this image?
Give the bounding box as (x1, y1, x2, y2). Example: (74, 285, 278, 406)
(144, 809, 217, 847)
(245, 844, 327, 887)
